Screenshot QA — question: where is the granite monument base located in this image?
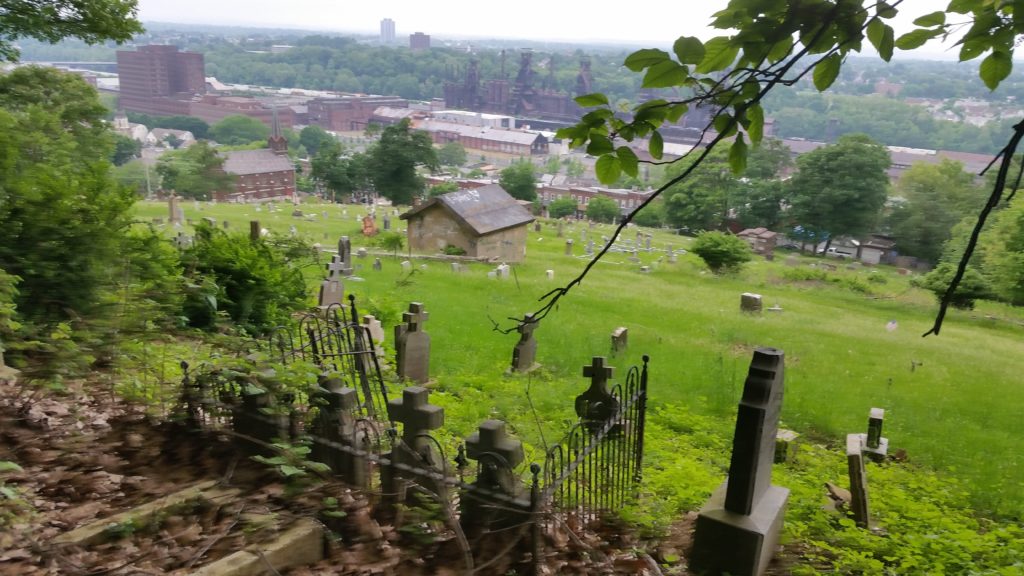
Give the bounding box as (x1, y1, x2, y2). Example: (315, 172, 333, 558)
(690, 482, 789, 576)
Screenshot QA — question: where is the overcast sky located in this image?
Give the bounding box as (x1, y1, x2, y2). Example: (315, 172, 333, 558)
(137, 0, 957, 55)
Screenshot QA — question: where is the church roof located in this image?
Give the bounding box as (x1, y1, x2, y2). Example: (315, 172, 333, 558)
(222, 149, 294, 176)
(401, 183, 534, 236)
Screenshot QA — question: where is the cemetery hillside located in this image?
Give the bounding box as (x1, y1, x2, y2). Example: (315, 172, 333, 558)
(2, 1, 1024, 575)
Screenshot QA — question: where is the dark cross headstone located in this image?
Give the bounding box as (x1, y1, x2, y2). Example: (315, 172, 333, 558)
(847, 433, 870, 528)
(691, 348, 789, 576)
(465, 419, 524, 494)
(511, 313, 539, 372)
(575, 357, 619, 432)
(395, 302, 430, 384)
(388, 386, 444, 464)
(310, 378, 367, 487)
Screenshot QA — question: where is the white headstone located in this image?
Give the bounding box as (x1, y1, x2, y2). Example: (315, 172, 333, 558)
(546, 270, 554, 280)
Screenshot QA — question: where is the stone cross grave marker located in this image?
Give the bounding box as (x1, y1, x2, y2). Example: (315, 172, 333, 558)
(387, 386, 444, 466)
(511, 314, 539, 372)
(611, 327, 628, 355)
(691, 347, 789, 576)
(337, 236, 354, 276)
(362, 315, 385, 347)
(575, 357, 619, 432)
(310, 378, 366, 487)
(847, 433, 870, 528)
(318, 255, 346, 308)
(465, 419, 524, 496)
(861, 407, 888, 462)
(395, 302, 430, 384)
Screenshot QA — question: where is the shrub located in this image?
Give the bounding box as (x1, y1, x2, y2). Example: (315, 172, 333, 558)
(913, 263, 993, 310)
(586, 196, 620, 223)
(442, 245, 466, 256)
(180, 224, 312, 334)
(691, 231, 752, 273)
(548, 197, 577, 219)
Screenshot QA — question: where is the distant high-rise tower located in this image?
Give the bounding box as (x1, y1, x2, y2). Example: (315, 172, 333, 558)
(380, 18, 396, 44)
(409, 32, 431, 51)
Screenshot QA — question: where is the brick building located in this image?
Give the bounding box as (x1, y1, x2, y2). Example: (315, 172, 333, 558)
(117, 45, 205, 115)
(409, 32, 431, 51)
(219, 132, 295, 202)
(537, 185, 654, 218)
(308, 96, 409, 132)
(416, 119, 548, 156)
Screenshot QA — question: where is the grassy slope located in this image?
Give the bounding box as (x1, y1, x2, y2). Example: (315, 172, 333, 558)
(133, 201, 1024, 523)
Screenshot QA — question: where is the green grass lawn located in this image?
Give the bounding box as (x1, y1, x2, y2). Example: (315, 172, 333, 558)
(133, 200, 1024, 522)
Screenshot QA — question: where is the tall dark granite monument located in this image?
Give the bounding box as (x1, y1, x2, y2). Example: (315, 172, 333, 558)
(691, 347, 789, 576)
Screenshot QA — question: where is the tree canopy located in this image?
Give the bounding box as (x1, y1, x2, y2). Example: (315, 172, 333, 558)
(209, 114, 270, 146)
(585, 196, 620, 223)
(499, 161, 538, 201)
(0, 0, 143, 61)
(156, 141, 236, 200)
(365, 119, 438, 205)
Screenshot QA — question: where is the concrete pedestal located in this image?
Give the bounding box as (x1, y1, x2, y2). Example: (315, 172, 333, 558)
(690, 482, 789, 576)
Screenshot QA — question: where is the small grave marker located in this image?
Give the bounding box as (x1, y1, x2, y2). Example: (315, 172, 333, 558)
(741, 292, 764, 313)
(611, 326, 628, 355)
(861, 407, 888, 462)
(847, 433, 870, 528)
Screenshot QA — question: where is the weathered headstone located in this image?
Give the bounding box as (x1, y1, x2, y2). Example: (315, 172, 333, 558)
(373, 258, 382, 271)
(545, 269, 554, 280)
(510, 314, 540, 372)
(691, 348, 788, 576)
(565, 238, 574, 256)
(384, 387, 445, 502)
(222, 220, 230, 229)
(611, 327, 628, 355)
(645, 234, 652, 251)
(575, 357, 619, 432)
(250, 220, 261, 242)
(774, 429, 800, 463)
(173, 232, 192, 250)
(401, 260, 412, 272)
(557, 222, 564, 237)
(534, 221, 541, 233)
(741, 292, 764, 314)
(356, 247, 368, 259)
(846, 433, 871, 528)
(640, 265, 651, 273)
(337, 237, 354, 276)
(860, 407, 888, 463)
(450, 262, 461, 273)
(310, 378, 366, 487)
(383, 215, 391, 231)
(496, 263, 510, 279)
(361, 315, 385, 347)
(289, 224, 298, 237)
(168, 195, 183, 225)
(461, 420, 528, 533)
(319, 255, 346, 308)
(394, 303, 430, 384)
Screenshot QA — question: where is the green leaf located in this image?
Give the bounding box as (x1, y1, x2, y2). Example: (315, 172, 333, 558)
(766, 35, 794, 63)
(713, 114, 736, 137)
(913, 11, 946, 27)
(575, 93, 609, 107)
(649, 131, 664, 160)
(866, 19, 895, 61)
(665, 103, 689, 123)
(623, 48, 671, 72)
(813, 53, 842, 91)
(616, 146, 639, 177)
(642, 60, 689, 88)
(279, 465, 305, 477)
(895, 28, 941, 50)
(729, 134, 748, 173)
(673, 36, 705, 65)
(0, 461, 23, 473)
(595, 154, 622, 184)
(0, 486, 17, 500)
(697, 37, 739, 73)
(959, 37, 989, 62)
(746, 104, 764, 143)
(876, 1, 897, 18)
(586, 134, 614, 156)
(979, 51, 1013, 90)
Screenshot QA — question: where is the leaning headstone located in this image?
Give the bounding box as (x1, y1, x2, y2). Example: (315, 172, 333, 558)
(860, 407, 888, 463)
(611, 327, 628, 355)
(565, 238, 574, 256)
(394, 303, 430, 384)
(510, 314, 540, 373)
(847, 433, 870, 528)
(691, 348, 788, 576)
(741, 292, 764, 314)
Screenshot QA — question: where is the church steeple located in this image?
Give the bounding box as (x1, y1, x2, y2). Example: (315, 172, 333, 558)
(268, 106, 288, 155)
